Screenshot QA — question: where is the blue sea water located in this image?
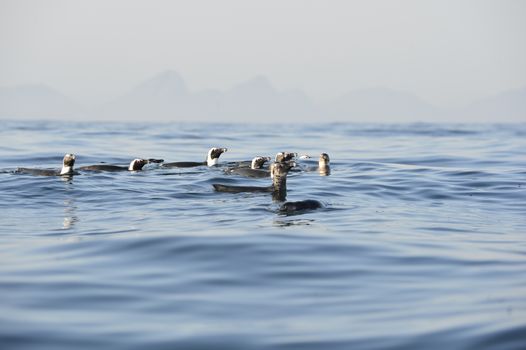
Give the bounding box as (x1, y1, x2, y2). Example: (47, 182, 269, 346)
(0, 120, 525, 349)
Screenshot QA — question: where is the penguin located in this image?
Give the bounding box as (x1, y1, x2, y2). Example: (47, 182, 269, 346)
(226, 156, 271, 178)
(294, 153, 331, 176)
(302, 153, 330, 175)
(15, 154, 78, 176)
(78, 158, 160, 172)
(163, 147, 227, 168)
(213, 161, 295, 201)
(318, 153, 331, 176)
(276, 153, 328, 213)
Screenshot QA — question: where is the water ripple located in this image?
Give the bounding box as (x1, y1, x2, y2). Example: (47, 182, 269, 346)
(0, 121, 525, 349)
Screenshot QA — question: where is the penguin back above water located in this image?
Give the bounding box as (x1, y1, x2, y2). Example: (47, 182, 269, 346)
(15, 153, 77, 176)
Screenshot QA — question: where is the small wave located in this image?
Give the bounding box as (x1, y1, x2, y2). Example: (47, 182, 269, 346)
(1, 121, 525, 350)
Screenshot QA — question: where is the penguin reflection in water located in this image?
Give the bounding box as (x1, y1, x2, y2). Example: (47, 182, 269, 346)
(15, 154, 78, 176)
(213, 161, 323, 213)
(163, 147, 228, 168)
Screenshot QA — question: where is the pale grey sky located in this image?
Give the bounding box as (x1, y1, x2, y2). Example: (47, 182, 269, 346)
(1, 0, 525, 107)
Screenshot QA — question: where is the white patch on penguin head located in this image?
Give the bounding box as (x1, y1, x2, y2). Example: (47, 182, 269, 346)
(207, 147, 227, 166)
(60, 153, 76, 175)
(128, 158, 148, 171)
(63, 154, 75, 166)
(251, 156, 270, 169)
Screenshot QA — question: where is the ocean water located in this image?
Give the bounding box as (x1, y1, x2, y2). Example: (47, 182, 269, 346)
(0, 120, 525, 349)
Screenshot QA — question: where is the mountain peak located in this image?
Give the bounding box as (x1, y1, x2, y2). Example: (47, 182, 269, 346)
(132, 70, 188, 96)
(232, 75, 274, 92)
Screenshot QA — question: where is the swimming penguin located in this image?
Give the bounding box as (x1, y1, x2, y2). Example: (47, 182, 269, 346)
(226, 156, 271, 178)
(213, 161, 294, 201)
(318, 153, 331, 176)
(251, 156, 271, 168)
(297, 153, 331, 175)
(303, 153, 330, 174)
(279, 199, 323, 214)
(277, 154, 328, 213)
(163, 147, 228, 168)
(15, 154, 78, 176)
(78, 158, 159, 172)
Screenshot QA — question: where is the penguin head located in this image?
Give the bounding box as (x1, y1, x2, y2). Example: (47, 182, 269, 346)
(207, 147, 228, 166)
(128, 158, 148, 171)
(63, 154, 76, 167)
(60, 154, 76, 175)
(274, 152, 297, 163)
(319, 153, 330, 166)
(251, 156, 271, 169)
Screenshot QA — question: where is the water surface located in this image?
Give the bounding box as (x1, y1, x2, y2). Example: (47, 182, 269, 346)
(1, 121, 525, 349)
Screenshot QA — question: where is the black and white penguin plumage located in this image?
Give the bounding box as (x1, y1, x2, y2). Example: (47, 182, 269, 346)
(15, 153, 78, 176)
(226, 156, 271, 178)
(163, 147, 228, 168)
(213, 161, 295, 201)
(79, 158, 152, 172)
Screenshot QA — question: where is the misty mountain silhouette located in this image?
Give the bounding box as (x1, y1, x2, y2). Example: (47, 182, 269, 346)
(325, 87, 442, 122)
(131, 70, 188, 97)
(0, 71, 524, 122)
(459, 87, 526, 122)
(97, 72, 319, 120)
(97, 70, 190, 119)
(0, 84, 79, 119)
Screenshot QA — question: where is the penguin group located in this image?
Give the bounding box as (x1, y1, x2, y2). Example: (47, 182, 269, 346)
(13, 148, 331, 214)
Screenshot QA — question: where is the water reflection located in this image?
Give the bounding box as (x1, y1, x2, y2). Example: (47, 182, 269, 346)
(60, 175, 78, 230)
(60, 174, 76, 183)
(62, 199, 78, 230)
(319, 167, 331, 176)
(273, 218, 315, 227)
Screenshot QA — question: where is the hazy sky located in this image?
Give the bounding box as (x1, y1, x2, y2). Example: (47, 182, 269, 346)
(1, 0, 525, 106)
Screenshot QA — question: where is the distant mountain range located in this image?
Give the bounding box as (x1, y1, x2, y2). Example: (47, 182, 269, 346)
(1, 70, 525, 122)
(0, 84, 80, 119)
